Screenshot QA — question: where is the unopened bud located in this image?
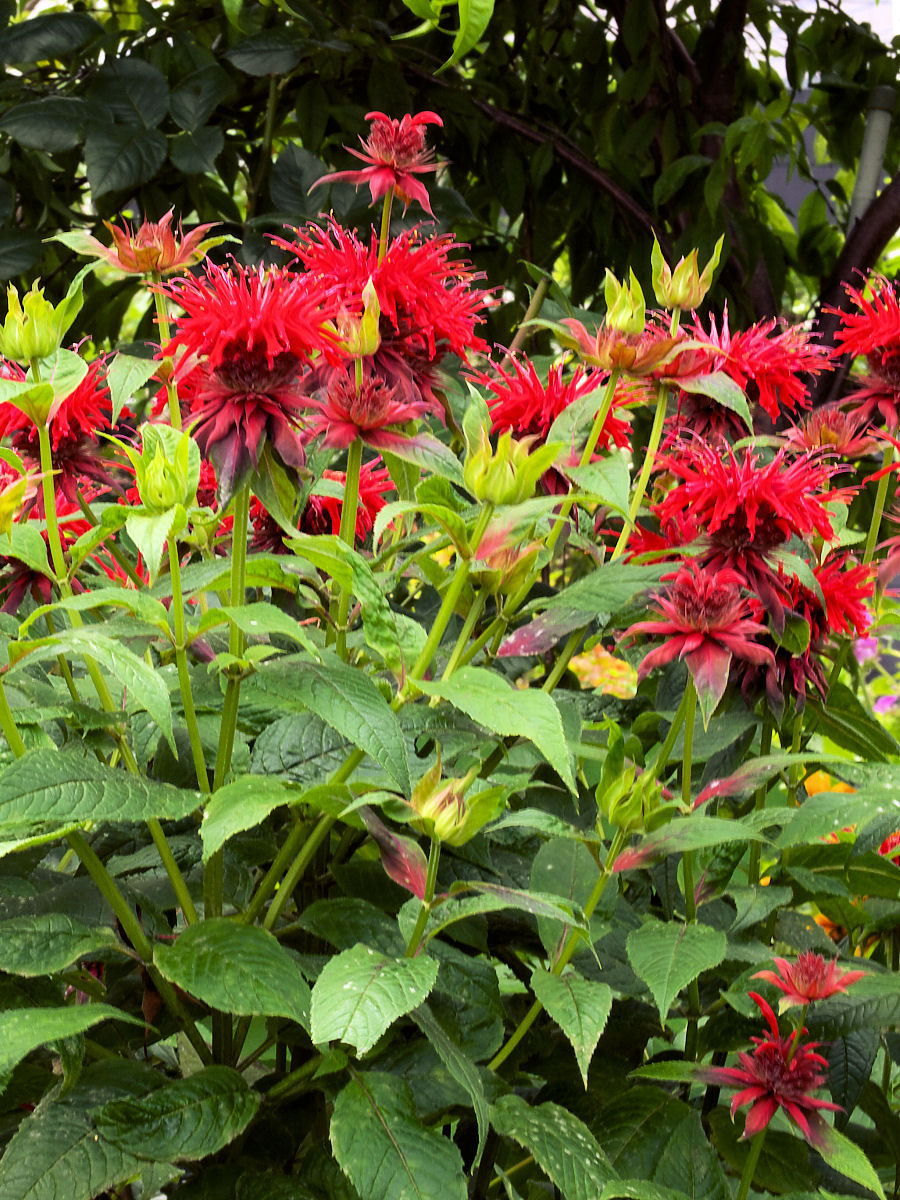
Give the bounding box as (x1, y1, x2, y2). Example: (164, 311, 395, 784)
(0, 282, 80, 364)
(651, 236, 723, 310)
(463, 427, 559, 507)
(603, 269, 645, 335)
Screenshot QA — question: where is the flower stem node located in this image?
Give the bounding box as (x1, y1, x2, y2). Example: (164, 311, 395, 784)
(463, 424, 560, 507)
(411, 752, 505, 845)
(651, 235, 724, 311)
(0, 281, 82, 365)
(116, 425, 201, 515)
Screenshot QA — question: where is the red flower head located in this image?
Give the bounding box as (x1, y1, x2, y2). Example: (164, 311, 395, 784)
(784, 404, 876, 461)
(753, 952, 865, 1008)
(77, 208, 222, 276)
(313, 111, 444, 215)
(830, 276, 900, 428)
(304, 363, 428, 450)
(250, 458, 394, 550)
(697, 992, 841, 1147)
(625, 560, 774, 722)
(156, 263, 338, 501)
(475, 356, 631, 450)
(655, 441, 841, 629)
(688, 307, 831, 421)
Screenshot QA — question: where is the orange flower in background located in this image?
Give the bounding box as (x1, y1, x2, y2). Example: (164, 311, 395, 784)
(568, 643, 637, 698)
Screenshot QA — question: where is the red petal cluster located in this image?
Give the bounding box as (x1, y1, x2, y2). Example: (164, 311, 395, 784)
(753, 952, 865, 1007)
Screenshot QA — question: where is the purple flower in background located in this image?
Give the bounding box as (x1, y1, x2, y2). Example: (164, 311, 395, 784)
(853, 636, 879, 663)
(875, 695, 898, 715)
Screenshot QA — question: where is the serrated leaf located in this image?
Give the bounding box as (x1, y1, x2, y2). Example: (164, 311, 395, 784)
(626, 919, 727, 1024)
(198, 602, 319, 658)
(331, 1071, 466, 1200)
(0, 913, 121, 976)
(491, 1093, 616, 1198)
(0, 749, 198, 836)
(93, 1066, 260, 1162)
(255, 654, 411, 795)
(201, 776, 303, 860)
(409, 1004, 488, 1165)
(415, 666, 575, 793)
(154, 919, 310, 1028)
(0, 1005, 143, 1078)
(106, 353, 158, 424)
(10, 630, 174, 751)
(19, 587, 170, 637)
(817, 1124, 886, 1199)
(612, 816, 765, 873)
(311, 944, 438, 1056)
(85, 126, 167, 197)
(531, 968, 612, 1087)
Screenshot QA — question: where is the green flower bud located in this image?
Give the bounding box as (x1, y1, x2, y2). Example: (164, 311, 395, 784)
(463, 426, 560, 507)
(603, 268, 645, 335)
(335, 277, 382, 358)
(0, 281, 82, 365)
(651, 236, 723, 311)
(411, 755, 505, 846)
(113, 425, 200, 515)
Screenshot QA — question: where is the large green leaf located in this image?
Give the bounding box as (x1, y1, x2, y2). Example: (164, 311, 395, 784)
(818, 1125, 886, 1200)
(491, 1093, 617, 1198)
(423, 882, 587, 944)
(0, 750, 198, 838)
(0, 913, 121, 976)
(106, 353, 158, 424)
(777, 789, 900, 849)
(93, 1066, 260, 1163)
(311, 944, 438, 1056)
(85, 125, 168, 197)
(331, 1071, 466, 1200)
(409, 1004, 488, 1165)
(255, 654, 411, 795)
(0, 1005, 143, 1079)
(10, 630, 175, 751)
(626, 919, 727, 1024)
(154, 919, 310, 1028)
(530, 968, 612, 1087)
(416, 666, 575, 793)
(201, 776, 304, 860)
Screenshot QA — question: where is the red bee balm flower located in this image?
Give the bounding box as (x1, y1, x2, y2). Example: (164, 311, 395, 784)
(313, 111, 444, 215)
(157, 263, 338, 500)
(697, 992, 841, 1147)
(753, 952, 865, 1008)
(626, 561, 774, 725)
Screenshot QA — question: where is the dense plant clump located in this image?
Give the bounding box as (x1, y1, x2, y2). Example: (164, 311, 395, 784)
(1, 101, 900, 1200)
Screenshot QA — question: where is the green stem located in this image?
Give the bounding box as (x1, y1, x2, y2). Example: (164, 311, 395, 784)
(242, 817, 311, 926)
(262, 811, 334, 931)
(247, 76, 279, 220)
(405, 837, 441, 957)
(76, 493, 145, 588)
(65, 828, 212, 1065)
(865, 442, 895, 566)
(335, 437, 363, 659)
(488, 828, 627, 1071)
(441, 587, 488, 681)
(146, 818, 199, 925)
(611, 384, 668, 561)
(168, 537, 210, 794)
(650, 684, 693, 782)
(681, 677, 700, 1059)
(747, 719, 773, 885)
(735, 1130, 767, 1200)
(542, 626, 584, 694)
(212, 482, 251, 791)
(506, 277, 549, 358)
(0, 680, 26, 756)
(151, 280, 181, 430)
(378, 187, 394, 261)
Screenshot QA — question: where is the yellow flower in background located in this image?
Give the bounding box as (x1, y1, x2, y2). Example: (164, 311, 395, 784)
(804, 770, 855, 797)
(568, 643, 637, 699)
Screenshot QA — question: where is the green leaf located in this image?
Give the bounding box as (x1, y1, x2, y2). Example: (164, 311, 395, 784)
(626, 919, 727, 1024)
(652, 154, 710, 206)
(170, 126, 225, 175)
(85, 126, 168, 197)
(169, 65, 235, 132)
(425, 881, 588, 944)
(409, 1004, 488, 1165)
(491, 1093, 617, 1197)
(531, 968, 612, 1087)
(125, 508, 180, 583)
(380, 431, 464, 487)
(201, 776, 304, 860)
(808, 682, 900, 760)
(678, 372, 752, 431)
(154, 919, 310, 1028)
(310, 943, 439, 1056)
(0, 749, 198, 836)
(93, 1066, 260, 1163)
(198, 601, 319, 658)
(0, 97, 87, 152)
(19, 587, 170, 637)
(560, 453, 631, 516)
(106, 353, 158, 425)
(87, 59, 169, 128)
(415, 666, 575, 793)
(4, 522, 50, 576)
(0, 13, 101, 64)
(612, 815, 765, 872)
(331, 1071, 466, 1200)
(0, 232, 41, 281)
(776, 789, 900, 849)
(818, 1124, 886, 1200)
(255, 654, 411, 795)
(10, 630, 175, 751)
(0, 913, 121, 976)
(440, 0, 495, 70)
(0, 1005, 143, 1079)
(225, 32, 304, 75)
(827, 1028, 879, 1119)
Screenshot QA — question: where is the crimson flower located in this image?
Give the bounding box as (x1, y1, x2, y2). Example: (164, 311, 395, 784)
(281, 219, 490, 413)
(250, 458, 394, 550)
(475, 357, 632, 450)
(697, 992, 840, 1147)
(304, 363, 428, 449)
(753, 952, 865, 1008)
(312, 111, 444, 215)
(830, 276, 900, 428)
(655, 441, 841, 628)
(784, 404, 876, 461)
(156, 263, 338, 500)
(688, 307, 831, 421)
(625, 561, 774, 722)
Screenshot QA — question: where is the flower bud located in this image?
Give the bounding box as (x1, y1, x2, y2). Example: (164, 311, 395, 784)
(0, 282, 80, 364)
(603, 268, 645, 335)
(651, 236, 723, 310)
(411, 757, 504, 845)
(463, 426, 560, 507)
(118, 425, 200, 514)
